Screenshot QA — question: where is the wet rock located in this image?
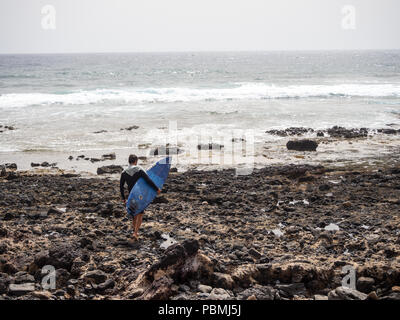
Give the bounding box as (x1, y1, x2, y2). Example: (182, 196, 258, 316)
(123, 126, 139, 131)
(102, 153, 116, 160)
(97, 165, 123, 175)
(327, 126, 368, 139)
(150, 146, 183, 156)
(197, 143, 224, 151)
(1, 163, 17, 170)
(286, 140, 318, 152)
(266, 127, 314, 137)
(328, 286, 368, 300)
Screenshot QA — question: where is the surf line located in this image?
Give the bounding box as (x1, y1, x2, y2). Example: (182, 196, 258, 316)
(158, 304, 192, 317)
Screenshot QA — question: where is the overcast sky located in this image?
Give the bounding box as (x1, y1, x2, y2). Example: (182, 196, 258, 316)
(0, 0, 399, 54)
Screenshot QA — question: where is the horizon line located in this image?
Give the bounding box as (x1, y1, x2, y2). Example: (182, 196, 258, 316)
(1, 48, 400, 56)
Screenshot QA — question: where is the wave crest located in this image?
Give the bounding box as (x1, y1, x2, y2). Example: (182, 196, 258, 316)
(1, 83, 400, 108)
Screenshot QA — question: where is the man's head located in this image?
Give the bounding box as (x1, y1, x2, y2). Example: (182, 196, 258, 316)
(128, 154, 138, 165)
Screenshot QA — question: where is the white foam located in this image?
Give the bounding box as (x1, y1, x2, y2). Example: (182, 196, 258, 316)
(1, 83, 400, 108)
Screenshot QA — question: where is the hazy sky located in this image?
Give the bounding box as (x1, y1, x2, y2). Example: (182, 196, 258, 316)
(0, 0, 399, 53)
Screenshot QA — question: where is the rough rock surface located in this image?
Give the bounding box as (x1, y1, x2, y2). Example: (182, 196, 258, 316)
(0, 161, 400, 300)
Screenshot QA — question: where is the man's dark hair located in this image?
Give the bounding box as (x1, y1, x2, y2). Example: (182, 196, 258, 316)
(128, 154, 138, 164)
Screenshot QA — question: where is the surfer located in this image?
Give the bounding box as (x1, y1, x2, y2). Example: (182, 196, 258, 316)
(120, 154, 161, 242)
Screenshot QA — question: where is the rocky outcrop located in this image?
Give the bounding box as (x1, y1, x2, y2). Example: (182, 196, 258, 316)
(124, 239, 214, 300)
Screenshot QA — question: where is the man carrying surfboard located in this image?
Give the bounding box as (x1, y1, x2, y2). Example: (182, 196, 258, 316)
(120, 154, 161, 242)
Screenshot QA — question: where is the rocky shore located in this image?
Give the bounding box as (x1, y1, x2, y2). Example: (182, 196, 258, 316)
(1, 158, 400, 300)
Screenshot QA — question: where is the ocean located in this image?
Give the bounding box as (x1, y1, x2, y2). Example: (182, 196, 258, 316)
(1, 51, 400, 172)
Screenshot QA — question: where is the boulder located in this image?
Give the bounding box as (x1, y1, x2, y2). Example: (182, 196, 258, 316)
(286, 139, 318, 152)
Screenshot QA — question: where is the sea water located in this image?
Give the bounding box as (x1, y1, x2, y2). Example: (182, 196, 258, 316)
(1, 51, 400, 172)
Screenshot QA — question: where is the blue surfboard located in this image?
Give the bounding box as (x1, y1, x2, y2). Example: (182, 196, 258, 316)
(126, 157, 171, 216)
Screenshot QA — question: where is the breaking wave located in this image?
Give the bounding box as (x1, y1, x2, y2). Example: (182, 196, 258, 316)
(1, 83, 400, 108)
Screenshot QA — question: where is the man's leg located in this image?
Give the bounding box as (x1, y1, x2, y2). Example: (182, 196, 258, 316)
(132, 215, 138, 239)
(134, 213, 143, 239)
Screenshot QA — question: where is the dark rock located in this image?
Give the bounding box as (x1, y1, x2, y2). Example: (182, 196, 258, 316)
(266, 127, 314, 137)
(2, 163, 17, 170)
(83, 270, 108, 284)
(357, 277, 375, 293)
(197, 143, 224, 151)
(47, 207, 64, 215)
(236, 285, 277, 300)
(97, 165, 123, 175)
(328, 286, 368, 300)
(150, 146, 183, 156)
(211, 272, 235, 290)
(327, 126, 368, 139)
(248, 248, 262, 259)
(381, 292, 400, 300)
(123, 126, 139, 131)
(14, 272, 35, 284)
(102, 153, 116, 160)
(276, 283, 307, 297)
(55, 269, 71, 287)
(286, 140, 318, 152)
(0, 273, 10, 294)
(96, 279, 115, 292)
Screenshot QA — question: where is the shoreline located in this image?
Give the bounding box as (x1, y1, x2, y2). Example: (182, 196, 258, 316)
(1, 155, 400, 300)
(1, 125, 400, 175)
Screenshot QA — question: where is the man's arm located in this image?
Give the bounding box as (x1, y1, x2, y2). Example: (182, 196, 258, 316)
(138, 170, 160, 192)
(120, 173, 126, 201)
